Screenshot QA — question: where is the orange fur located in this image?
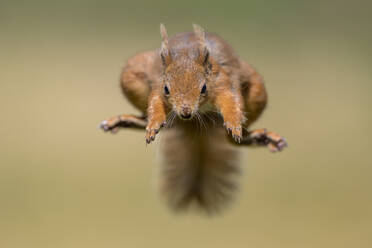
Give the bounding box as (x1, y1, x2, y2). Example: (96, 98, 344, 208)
(100, 24, 287, 213)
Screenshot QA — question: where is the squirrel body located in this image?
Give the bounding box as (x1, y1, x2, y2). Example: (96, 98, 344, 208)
(101, 24, 287, 213)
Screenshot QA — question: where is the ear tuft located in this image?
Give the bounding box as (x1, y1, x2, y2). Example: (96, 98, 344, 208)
(159, 23, 172, 66)
(192, 24, 206, 45)
(160, 23, 169, 46)
(193, 24, 210, 66)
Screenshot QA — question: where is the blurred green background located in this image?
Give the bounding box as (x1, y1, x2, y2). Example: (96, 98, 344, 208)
(1, 0, 371, 247)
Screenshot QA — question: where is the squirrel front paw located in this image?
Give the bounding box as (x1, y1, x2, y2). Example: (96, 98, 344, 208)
(249, 128, 288, 152)
(145, 121, 166, 144)
(100, 116, 122, 133)
(100, 114, 147, 133)
(224, 122, 242, 143)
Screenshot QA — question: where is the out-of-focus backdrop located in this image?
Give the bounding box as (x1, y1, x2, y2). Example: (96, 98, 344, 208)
(1, 0, 371, 247)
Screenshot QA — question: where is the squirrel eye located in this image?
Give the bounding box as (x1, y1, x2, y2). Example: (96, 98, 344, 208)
(201, 84, 207, 94)
(164, 85, 170, 95)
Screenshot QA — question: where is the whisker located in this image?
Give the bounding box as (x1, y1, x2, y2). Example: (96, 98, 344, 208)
(204, 112, 216, 126)
(197, 111, 208, 135)
(165, 112, 172, 128)
(169, 111, 176, 128)
(195, 112, 201, 134)
(166, 111, 176, 129)
(195, 112, 202, 134)
(201, 113, 208, 134)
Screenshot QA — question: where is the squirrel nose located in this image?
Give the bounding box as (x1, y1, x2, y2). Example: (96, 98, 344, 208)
(180, 113, 192, 119)
(180, 106, 192, 119)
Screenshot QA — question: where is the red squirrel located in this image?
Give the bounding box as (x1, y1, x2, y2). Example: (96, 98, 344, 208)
(100, 24, 287, 213)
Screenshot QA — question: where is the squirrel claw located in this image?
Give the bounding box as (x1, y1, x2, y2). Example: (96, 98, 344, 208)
(99, 116, 124, 133)
(145, 121, 166, 144)
(145, 128, 159, 144)
(100, 118, 118, 132)
(145, 131, 156, 144)
(232, 134, 242, 144)
(224, 122, 242, 143)
(249, 129, 288, 152)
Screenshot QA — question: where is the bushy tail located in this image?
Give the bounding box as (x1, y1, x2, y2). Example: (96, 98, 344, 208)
(159, 125, 241, 214)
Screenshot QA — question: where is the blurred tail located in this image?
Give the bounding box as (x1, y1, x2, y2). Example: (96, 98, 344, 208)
(159, 124, 241, 214)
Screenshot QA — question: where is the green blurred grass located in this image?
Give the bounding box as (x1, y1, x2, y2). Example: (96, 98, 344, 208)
(0, 0, 371, 247)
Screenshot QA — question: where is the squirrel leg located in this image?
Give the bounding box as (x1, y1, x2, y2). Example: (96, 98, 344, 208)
(228, 61, 287, 151)
(120, 51, 157, 113)
(239, 60, 267, 127)
(214, 90, 244, 143)
(212, 71, 244, 143)
(100, 51, 158, 134)
(100, 114, 147, 133)
(231, 128, 288, 152)
(145, 93, 167, 144)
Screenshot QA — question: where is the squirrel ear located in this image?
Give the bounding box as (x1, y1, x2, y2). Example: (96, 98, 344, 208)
(193, 24, 210, 66)
(160, 23, 172, 66)
(193, 24, 206, 44)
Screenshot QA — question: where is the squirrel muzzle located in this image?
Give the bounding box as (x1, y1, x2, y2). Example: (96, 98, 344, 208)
(180, 105, 193, 120)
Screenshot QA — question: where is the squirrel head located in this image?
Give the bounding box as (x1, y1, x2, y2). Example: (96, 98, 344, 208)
(159, 24, 212, 120)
